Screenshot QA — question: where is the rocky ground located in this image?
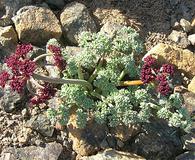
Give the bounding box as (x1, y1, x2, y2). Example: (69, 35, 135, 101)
(0, 0, 195, 160)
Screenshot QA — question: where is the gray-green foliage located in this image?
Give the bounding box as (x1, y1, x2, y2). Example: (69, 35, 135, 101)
(46, 27, 192, 132)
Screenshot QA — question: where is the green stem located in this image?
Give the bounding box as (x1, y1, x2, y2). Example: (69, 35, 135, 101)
(77, 64, 84, 80)
(118, 69, 126, 81)
(33, 53, 52, 62)
(32, 73, 93, 91)
(91, 91, 103, 100)
(88, 58, 104, 83)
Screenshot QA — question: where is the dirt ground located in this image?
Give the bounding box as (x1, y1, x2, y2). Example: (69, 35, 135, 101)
(78, 0, 195, 51)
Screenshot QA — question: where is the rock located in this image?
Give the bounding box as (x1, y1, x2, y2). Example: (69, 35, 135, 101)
(2, 0, 33, 17)
(182, 92, 195, 119)
(188, 76, 195, 93)
(25, 114, 54, 137)
(100, 22, 123, 38)
(12, 6, 62, 46)
(0, 142, 62, 160)
(180, 18, 192, 32)
(0, 16, 13, 27)
(130, 120, 183, 159)
(68, 112, 109, 156)
(176, 151, 195, 160)
(45, 0, 65, 9)
(93, 8, 129, 26)
(110, 124, 141, 142)
(0, 85, 27, 113)
(144, 43, 195, 78)
(65, 46, 83, 56)
(188, 34, 195, 46)
(182, 133, 195, 151)
(81, 149, 146, 160)
(17, 126, 32, 145)
(0, 25, 18, 54)
(168, 30, 190, 48)
(60, 2, 97, 44)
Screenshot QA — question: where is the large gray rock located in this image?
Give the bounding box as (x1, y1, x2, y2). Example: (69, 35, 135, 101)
(60, 2, 97, 44)
(81, 149, 146, 160)
(130, 121, 183, 160)
(0, 142, 62, 160)
(182, 133, 195, 151)
(25, 114, 54, 137)
(12, 6, 62, 46)
(0, 86, 27, 113)
(176, 151, 195, 160)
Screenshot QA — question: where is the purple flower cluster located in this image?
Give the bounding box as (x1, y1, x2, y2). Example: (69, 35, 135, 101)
(9, 76, 26, 93)
(30, 83, 56, 105)
(141, 55, 174, 96)
(162, 64, 174, 75)
(156, 75, 171, 96)
(141, 56, 156, 83)
(0, 71, 10, 88)
(0, 44, 36, 93)
(15, 44, 33, 58)
(48, 45, 66, 70)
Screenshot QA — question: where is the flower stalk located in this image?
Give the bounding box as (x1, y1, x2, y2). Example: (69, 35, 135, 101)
(119, 80, 144, 86)
(32, 73, 93, 91)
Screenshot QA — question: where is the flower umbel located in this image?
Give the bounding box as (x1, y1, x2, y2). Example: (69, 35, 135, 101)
(48, 45, 66, 70)
(141, 56, 174, 96)
(0, 71, 10, 88)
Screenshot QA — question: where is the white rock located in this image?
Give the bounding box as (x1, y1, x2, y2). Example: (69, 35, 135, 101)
(188, 34, 195, 45)
(180, 18, 192, 32)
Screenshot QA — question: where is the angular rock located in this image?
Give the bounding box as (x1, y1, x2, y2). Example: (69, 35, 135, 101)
(130, 121, 183, 160)
(0, 16, 13, 27)
(176, 151, 195, 160)
(110, 124, 141, 142)
(60, 2, 97, 44)
(81, 149, 146, 160)
(168, 30, 190, 48)
(182, 133, 195, 151)
(12, 6, 62, 46)
(25, 114, 54, 137)
(188, 76, 195, 94)
(144, 43, 195, 78)
(180, 18, 192, 32)
(0, 85, 27, 113)
(188, 34, 195, 46)
(100, 22, 123, 38)
(183, 92, 195, 111)
(0, 142, 62, 160)
(68, 113, 108, 156)
(0, 25, 18, 53)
